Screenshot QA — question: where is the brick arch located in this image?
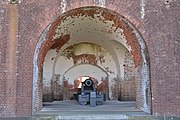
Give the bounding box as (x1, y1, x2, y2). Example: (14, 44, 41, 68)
(33, 6, 151, 114)
(38, 6, 143, 70)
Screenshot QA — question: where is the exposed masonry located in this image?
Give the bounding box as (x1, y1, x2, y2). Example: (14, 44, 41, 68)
(50, 9, 132, 100)
(43, 7, 143, 68)
(1, 0, 179, 117)
(42, 43, 133, 101)
(33, 7, 150, 114)
(33, 25, 50, 114)
(124, 51, 135, 79)
(51, 9, 128, 81)
(0, 0, 6, 116)
(132, 27, 150, 113)
(52, 12, 127, 48)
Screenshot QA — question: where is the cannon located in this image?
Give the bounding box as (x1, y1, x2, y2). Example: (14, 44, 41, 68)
(77, 78, 105, 107)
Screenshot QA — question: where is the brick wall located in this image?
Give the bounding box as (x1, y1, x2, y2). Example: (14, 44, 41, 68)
(139, 0, 180, 116)
(0, 0, 179, 117)
(120, 80, 136, 101)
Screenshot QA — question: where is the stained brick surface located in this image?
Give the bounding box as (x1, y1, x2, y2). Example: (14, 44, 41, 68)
(0, 0, 179, 117)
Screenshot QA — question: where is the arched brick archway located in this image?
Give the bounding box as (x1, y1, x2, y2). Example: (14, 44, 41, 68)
(33, 6, 151, 114)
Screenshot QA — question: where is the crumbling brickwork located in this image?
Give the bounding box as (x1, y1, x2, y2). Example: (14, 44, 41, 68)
(0, 0, 179, 117)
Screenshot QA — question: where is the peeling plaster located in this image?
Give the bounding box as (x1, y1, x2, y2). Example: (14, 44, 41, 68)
(52, 9, 128, 50)
(98, 0, 106, 7)
(34, 7, 150, 114)
(62, 64, 109, 100)
(51, 9, 129, 80)
(132, 26, 150, 113)
(51, 42, 118, 100)
(140, 0, 146, 19)
(0, 1, 4, 32)
(33, 25, 50, 114)
(164, 0, 173, 9)
(60, 0, 67, 13)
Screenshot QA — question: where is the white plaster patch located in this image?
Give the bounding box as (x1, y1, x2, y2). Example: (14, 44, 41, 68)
(98, 0, 106, 7)
(43, 50, 57, 86)
(18, 0, 22, 4)
(140, 0, 146, 19)
(32, 25, 50, 114)
(133, 27, 150, 113)
(60, 0, 67, 13)
(0, 1, 3, 31)
(63, 64, 108, 85)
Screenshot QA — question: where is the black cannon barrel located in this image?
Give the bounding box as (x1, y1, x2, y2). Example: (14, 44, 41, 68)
(77, 78, 105, 106)
(84, 79, 93, 87)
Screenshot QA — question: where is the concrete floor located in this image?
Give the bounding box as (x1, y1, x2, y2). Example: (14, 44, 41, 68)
(2, 101, 180, 120)
(40, 100, 143, 113)
(34, 100, 149, 119)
